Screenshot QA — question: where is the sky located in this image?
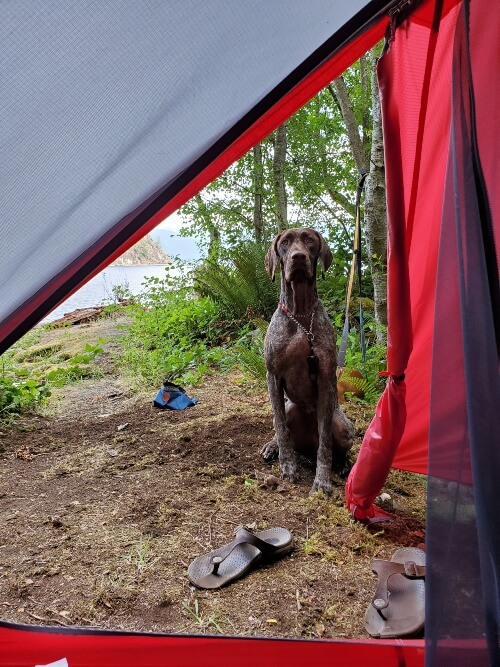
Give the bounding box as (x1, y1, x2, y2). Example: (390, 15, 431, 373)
(156, 211, 183, 233)
(151, 211, 202, 261)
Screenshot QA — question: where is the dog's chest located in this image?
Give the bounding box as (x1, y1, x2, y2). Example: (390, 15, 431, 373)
(266, 327, 333, 376)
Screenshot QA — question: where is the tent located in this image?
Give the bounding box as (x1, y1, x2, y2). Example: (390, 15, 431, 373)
(0, 0, 498, 665)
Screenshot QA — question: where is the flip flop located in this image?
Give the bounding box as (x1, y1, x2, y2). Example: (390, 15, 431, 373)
(187, 525, 293, 589)
(364, 546, 426, 638)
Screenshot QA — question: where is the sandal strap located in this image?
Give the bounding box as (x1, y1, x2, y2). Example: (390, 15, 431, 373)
(210, 527, 279, 571)
(371, 559, 426, 610)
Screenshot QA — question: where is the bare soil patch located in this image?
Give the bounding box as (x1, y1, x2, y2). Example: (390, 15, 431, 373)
(0, 317, 425, 639)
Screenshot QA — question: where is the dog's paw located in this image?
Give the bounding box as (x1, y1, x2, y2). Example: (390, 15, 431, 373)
(280, 459, 298, 482)
(310, 476, 332, 496)
(332, 409, 355, 453)
(332, 452, 352, 479)
(261, 438, 278, 462)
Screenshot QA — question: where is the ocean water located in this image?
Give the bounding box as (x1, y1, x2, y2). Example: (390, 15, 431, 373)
(42, 265, 171, 323)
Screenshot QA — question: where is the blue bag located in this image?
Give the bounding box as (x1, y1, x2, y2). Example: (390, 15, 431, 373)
(153, 381, 198, 410)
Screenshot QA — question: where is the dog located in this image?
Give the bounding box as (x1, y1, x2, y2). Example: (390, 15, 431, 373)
(261, 227, 354, 495)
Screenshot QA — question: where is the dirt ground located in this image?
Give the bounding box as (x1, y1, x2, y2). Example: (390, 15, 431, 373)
(0, 316, 426, 639)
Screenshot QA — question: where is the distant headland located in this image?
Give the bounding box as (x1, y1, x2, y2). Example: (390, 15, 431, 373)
(111, 235, 170, 266)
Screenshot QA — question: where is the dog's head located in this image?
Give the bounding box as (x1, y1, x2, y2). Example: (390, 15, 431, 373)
(265, 228, 332, 283)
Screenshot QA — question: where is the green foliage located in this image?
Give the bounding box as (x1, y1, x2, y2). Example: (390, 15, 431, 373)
(41, 343, 104, 387)
(178, 70, 364, 247)
(0, 337, 104, 423)
(338, 368, 382, 406)
(231, 319, 268, 387)
(194, 241, 279, 321)
(15, 343, 63, 363)
(120, 280, 227, 386)
(336, 316, 387, 404)
(0, 375, 51, 421)
(179, 141, 276, 250)
(110, 282, 133, 304)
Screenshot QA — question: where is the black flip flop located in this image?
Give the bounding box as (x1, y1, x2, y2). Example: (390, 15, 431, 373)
(187, 526, 293, 589)
(364, 546, 426, 638)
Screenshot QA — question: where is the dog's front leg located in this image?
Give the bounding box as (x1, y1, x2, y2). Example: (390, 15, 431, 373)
(311, 386, 334, 495)
(266, 371, 297, 481)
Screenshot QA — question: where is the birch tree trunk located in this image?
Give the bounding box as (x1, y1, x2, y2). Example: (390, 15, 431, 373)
(332, 61, 387, 335)
(273, 123, 288, 232)
(331, 77, 368, 173)
(363, 60, 388, 332)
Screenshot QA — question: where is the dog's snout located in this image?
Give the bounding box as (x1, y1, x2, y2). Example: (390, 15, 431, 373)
(290, 249, 307, 262)
(283, 239, 314, 281)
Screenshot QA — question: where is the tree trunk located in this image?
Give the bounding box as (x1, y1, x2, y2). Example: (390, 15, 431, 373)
(195, 194, 220, 259)
(273, 123, 288, 232)
(331, 59, 387, 337)
(363, 59, 388, 333)
(331, 76, 368, 173)
(252, 143, 264, 243)
(359, 55, 371, 157)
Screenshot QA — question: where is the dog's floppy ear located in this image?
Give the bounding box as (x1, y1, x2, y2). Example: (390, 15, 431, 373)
(265, 233, 282, 282)
(316, 231, 333, 278)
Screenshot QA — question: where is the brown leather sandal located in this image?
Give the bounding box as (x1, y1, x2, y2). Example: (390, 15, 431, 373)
(364, 547, 426, 638)
(187, 526, 293, 589)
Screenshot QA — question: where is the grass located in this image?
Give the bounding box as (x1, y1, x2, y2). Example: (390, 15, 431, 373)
(123, 537, 159, 571)
(181, 597, 225, 634)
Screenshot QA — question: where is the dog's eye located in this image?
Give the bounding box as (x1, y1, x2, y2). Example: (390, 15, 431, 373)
(280, 238, 289, 247)
(305, 237, 315, 245)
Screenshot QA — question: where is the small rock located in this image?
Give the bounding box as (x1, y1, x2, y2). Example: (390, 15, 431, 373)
(51, 516, 63, 528)
(376, 492, 393, 510)
(107, 449, 119, 457)
(263, 474, 280, 490)
(117, 423, 128, 431)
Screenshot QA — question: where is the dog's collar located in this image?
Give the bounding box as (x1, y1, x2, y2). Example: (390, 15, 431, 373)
(279, 301, 319, 379)
(278, 301, 316, 318)
(279, 301, 316, 343)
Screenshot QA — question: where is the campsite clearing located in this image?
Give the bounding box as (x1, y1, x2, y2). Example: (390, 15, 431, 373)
(0, 315, 426, 639)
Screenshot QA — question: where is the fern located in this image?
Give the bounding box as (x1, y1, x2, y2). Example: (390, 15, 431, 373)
(194, 242, 279, 321)
(231, 319, 268, 388)
(339, 368, 383, 405)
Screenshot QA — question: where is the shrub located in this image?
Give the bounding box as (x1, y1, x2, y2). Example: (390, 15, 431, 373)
(0, 375, 51, 422)
(120, 287, 227, 386)
(193, 241, 279, 321)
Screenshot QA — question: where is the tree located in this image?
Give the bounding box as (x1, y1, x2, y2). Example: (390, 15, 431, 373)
(252, 143, 264, 243)
(178, 47, 388, 330)
(363, 58, 387, 329)
(272, 123, 288, 231)
(327, 48, 387, 331)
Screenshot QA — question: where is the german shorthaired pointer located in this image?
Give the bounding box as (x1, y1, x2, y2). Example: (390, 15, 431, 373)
(262, 227, 354, 495)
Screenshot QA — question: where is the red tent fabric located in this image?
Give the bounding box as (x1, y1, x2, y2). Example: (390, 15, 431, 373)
(346, 0, 462, 520)
(0, 621, 427, 667)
